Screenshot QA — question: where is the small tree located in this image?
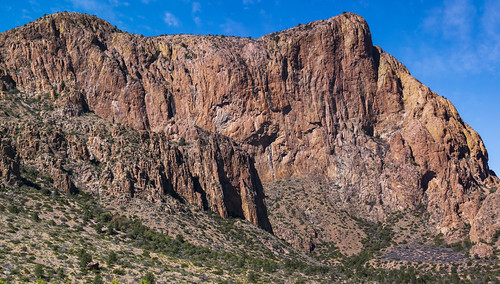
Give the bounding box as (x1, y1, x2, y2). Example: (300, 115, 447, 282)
(57, 267, 65, 279)
(31, 212, 40, 222)
(93, 273, 104, 284)
(77, 249, 92, 270)
(141, 272, 155, 284)
(7, 204, 20, 214)
(34, 264, 44, 279)
(106, 250, 118, 266)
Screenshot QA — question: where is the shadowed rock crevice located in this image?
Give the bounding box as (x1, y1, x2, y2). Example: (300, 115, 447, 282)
(249, 161, 273, 233)
(421, 170, 436, 193)
(191, 176, 208, 210)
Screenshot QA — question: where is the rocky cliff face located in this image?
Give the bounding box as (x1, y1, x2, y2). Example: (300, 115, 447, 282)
(0, 92, 272, 232)
(0, 12, 498, 245)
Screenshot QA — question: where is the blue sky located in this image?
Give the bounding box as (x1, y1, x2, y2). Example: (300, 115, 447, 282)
(1, 0, 499, 174)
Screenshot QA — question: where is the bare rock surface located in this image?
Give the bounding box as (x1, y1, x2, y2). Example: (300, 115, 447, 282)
(0, 12, 498, 246)
(470, 243, 494, 258)
(0, 138, 20, 185)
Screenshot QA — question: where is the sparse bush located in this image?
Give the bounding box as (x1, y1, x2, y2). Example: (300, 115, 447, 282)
(31, 212, 40, 222)
(141, 272, 155, 284)
(175, 234, 185, 243)
(77, 249, 92, 270)
(34, 264, 44, 279)
(434, 233, 445, 246)
(56, 267, 65, 279)
(93, 273, 103, 284)
(247, 271, 259, 282)
(7, 204, 20, 214)
(106, 251, 118, 266)
(113, 268, 125, 275)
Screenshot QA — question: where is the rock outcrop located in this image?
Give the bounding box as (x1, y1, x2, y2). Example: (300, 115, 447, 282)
(0, 138, 20, 185)
(0, 12, 498, 243)
(0, 104, 272, 231)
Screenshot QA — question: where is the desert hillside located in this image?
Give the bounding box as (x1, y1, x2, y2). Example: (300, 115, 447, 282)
(0, 12, 498, 283)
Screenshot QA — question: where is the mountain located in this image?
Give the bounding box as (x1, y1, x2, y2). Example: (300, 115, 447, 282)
(0, 12, 498, 282)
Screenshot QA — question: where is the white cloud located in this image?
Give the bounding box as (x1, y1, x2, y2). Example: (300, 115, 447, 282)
(441, 0, 475, 40)
(65, 0, 127, 30)
(220, 18, 248, 36)
(407, 0, 500, 76)
(243, 0, 261, 4)
(423, 0, 475, 41)
(482, 0, 500, 35)
(21, 9, 33, 20)
(193, 16, 201, 26)
(67, 0, 101, 11)
(164, 11, 180, 27)
(191, 1, 201, 26)
(192, 2, 201, 13)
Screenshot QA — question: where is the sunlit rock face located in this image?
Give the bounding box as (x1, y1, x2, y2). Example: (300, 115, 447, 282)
(0, 12, 498, 243)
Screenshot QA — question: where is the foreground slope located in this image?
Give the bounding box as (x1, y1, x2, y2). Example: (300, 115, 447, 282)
(0, 12, 498, 252)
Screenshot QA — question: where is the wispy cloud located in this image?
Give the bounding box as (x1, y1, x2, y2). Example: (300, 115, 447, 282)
(193, 16, 201, 26)
(423, 0, 475, 41)
(407, 0, 500, 76)
(243, 0, 261, 4)
(480, 0, 500, 64)
(21, 9, 33, 20)
(65, 0, 127, 28)
(164, 11, 180, 27)
(108, 0, 129, 7)
(191, 2, 202, 26)
(482, 0, 500, 35)
(220, 18, 248, 36)
(67, 0, 101, 11)
(192, 2, 201, 13)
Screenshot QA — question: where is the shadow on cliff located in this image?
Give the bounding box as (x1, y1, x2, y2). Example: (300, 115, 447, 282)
(250, 160, 274, 234)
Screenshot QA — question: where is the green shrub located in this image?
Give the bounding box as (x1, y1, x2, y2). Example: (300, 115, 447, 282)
(247, 271, 259, 282)
(113, 268, 125, 275)
(77, 249, 92, 269)
(106, 251, 118, 266)
(434, 233, 445, 246)
(31, 212, 40, 222)
(7, 204, 20, 214)
(141, 272, 155, 284)
(34, 264, 44, 279)
(56, 267, 65, 279)
(93, 273, 103, 284)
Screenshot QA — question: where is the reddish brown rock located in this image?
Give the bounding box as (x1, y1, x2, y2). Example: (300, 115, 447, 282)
(86, 261, 100, 271)
(470, 243, 494, 258)
(51, 167, 78, 194)
(0, 138, 20, 185)
(470, 192, 500, 246)
(0, 12, 498, 242)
